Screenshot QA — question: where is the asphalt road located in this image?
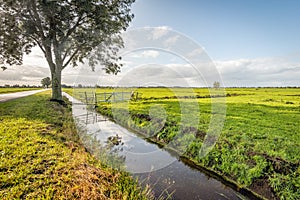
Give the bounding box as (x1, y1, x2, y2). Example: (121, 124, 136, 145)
(0, 89, 48, 103)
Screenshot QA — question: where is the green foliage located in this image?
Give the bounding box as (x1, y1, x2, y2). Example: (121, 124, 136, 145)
(41, 77, 51, 88)
(213, 81, 220, 88)
(0, 0, 135, 100)
(269, 170, 300, 200)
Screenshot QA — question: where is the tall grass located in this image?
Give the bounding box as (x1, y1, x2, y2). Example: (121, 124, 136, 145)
(93, 87, 300, 200)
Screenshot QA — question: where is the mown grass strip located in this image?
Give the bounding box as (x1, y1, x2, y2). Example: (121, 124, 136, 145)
(0, 91, 151, 199)
(0, 88, 40, 94)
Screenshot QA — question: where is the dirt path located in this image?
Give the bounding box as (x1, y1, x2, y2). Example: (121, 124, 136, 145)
(0, 89, 48, 102)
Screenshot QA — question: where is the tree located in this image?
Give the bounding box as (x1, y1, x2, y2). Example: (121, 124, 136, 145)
(41, 77, 51, 88)
(0, 0, 135, 101)
(213, 81, 220, 89)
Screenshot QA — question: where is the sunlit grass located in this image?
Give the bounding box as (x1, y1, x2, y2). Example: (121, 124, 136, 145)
(90, 87, 300, 199)
(0, 87, 41, 94)
(0, 91, 152, 199)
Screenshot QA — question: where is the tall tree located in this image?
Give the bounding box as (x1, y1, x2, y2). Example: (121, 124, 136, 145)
(41, 77, 51, 88)
(213, 81, 220, 89)
(0, 0, 135, 101)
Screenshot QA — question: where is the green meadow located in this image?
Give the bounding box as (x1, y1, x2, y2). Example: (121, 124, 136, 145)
(0, 91, 151, 199)
(74, 87, 300, 199)
(0, 87, 40, 94)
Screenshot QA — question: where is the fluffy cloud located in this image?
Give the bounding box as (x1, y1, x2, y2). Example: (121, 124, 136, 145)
(109, 55, 300, 87)
(1, 29, 299, 87)
(187, 48, 205, 58)
(141, 50, 160, 58)
(164, 35, 180, 46)
(215, 57, 300, 87)
(99, 63, 210, 87)
(129, 50, 160, 58)
(3, 56, 298, 88)
(0, 65, 50, 86)
(149, 26, 172, 40)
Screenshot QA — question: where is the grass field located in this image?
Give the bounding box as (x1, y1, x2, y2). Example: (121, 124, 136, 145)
(0, 91, 151, 199)
(0, 87, 41, 94)
(64, 87, 300, 199)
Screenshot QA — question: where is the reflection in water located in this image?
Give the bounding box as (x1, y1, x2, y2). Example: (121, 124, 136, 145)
(64, 93, 247, 200)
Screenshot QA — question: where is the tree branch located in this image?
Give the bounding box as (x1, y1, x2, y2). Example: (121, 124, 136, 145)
(27, 1, 55, 71)
(62, 44, 75, 63)
(27, 34, 46, 54)
(44, 46, 55, 73)
(27, 2, 45, 40)
(61, 14, 86, 44)
(62, 46, 82, 69)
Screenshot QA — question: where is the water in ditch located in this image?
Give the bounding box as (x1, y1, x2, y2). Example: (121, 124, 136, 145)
(65, 93, 248, 200)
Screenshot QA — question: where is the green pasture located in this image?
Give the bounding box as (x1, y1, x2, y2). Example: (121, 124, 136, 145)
(0, 87, 40, 94)
(87, 87, 299, 200)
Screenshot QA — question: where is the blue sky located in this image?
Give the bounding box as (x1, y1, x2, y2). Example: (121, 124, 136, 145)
(0, 0, 299, 87)
(129, 0, 300, 60)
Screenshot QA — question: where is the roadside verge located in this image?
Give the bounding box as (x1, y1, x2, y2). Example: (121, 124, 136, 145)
(0, 91, 151, 199)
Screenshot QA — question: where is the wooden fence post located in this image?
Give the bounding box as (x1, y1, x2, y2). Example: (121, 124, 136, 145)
(94, 92, 97, 107)
(84, 92, 88, 104)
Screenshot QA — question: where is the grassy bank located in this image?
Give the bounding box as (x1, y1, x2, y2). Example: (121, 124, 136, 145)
(73, 87, 300, 200)
(0, 87, 40, 94)
(0, 91, 151, 199)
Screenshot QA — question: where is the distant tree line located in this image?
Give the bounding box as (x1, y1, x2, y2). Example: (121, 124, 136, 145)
(75, 84, 299, 89)
(0, 84, 42, 88)
(0, 84, 72, 88)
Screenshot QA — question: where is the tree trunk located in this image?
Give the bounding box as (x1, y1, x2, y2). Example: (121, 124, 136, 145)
(43, 36, 64, 102)
(51, 67, 62, 101)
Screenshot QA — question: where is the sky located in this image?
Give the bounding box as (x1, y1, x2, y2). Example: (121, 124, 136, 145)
(0, 0, 299, 87)
(130, 0, 300, 60)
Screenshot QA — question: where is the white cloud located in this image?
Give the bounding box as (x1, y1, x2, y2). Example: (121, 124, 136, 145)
(215, 57, 300, 87)
(149, 26, 172, 40)
(141, 50, 160, 58)
(23, 47, 48, 67)
(1, 38, 299, 87)
(187, 48, 205, 58)
(126, 50, 160, 59)
(106, 63, 210, 87)
(164, 35, 180, 46)
(0, 65, 50, 86)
